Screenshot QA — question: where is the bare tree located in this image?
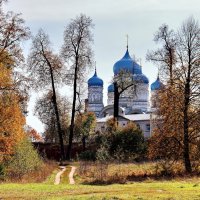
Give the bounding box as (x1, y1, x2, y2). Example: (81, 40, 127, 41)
(0, 1, 30, 66)
(61, 14, 94, 160)
(148, 17, 200, 173)
(27, 29, 65, 161)
(176, 17, 200, 172)
(146, 24, 176, 85)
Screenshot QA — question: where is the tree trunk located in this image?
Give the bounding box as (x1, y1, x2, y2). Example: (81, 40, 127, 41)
(82, 136, 86, 151)
(49, 67, 65, 162)
(183, 82, 192, 173)
(114, 82, 119, 121)
(169, 48, 173, 86)
(66, 61, 78, 160)
(183, 45, 192, 173)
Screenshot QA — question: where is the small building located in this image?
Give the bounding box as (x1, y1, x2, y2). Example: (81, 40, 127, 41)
(96, 114, 151, 138)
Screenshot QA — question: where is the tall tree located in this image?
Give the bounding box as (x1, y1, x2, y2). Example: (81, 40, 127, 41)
(0, 1, 30, 161)
(148, 17, 200, 173)
(27, 29, 65, 161)
(61, 14, 94, 160)
(176, 17, 200, 172)
(0, 0, 30, 98)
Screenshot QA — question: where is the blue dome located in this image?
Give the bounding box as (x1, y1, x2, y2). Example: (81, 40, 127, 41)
(133, 73, 149, 84)
(113, 48, 149, 85)
(113, 49, 142, 75)
(133, 62, 142, 75)
(108, 84, 114, 92)
(151, 76, 164, 90)
(113, 49, 133, 75)
(88, 70, 103, 87)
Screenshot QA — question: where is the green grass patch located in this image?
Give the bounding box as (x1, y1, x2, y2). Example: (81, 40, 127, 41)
(60, 166, 71, 184)
(1, 178, 200, 200)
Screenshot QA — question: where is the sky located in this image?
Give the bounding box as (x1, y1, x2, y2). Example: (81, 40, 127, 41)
(4, 0, 200, 133)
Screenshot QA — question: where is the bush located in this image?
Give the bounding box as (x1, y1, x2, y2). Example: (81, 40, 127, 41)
(96, 123, 147, 161)
(8, 138, 43, 179)
(96, 144, 110, 162)
(110, 125, 147, 161)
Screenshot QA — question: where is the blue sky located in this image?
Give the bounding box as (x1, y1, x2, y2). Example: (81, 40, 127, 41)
(4, 0, 200, 133)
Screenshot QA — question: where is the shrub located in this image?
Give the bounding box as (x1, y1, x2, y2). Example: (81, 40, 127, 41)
(96, 144, 110, 162)
(8, 138, 43, 179)
(96, 122, 147, 161)
(111, 123, 146, 159)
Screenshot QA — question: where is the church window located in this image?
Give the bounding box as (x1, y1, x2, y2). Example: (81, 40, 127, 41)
(146, 124, 150, 131)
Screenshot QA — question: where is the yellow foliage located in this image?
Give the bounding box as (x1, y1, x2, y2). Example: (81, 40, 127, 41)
(0, 61, 26, 161)
(0, 63, 12, 89)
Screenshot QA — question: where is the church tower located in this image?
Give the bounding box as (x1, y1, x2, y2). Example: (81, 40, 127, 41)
(87, 68, 104, 117)
(150, 75, 164, 111)
(107, 83, 114, 105)
(112, 47, 149, 114)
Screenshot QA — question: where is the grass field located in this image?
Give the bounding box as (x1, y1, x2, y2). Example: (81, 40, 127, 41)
(1, 178, 200, 200)
(1, 163, 200, 200)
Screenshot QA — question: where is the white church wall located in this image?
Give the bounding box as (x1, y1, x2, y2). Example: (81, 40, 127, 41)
(95, 116, 151, 138)
(107, 92, 114, 105)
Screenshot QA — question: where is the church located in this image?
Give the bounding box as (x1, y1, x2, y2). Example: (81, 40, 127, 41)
(86, 46, 163, 138)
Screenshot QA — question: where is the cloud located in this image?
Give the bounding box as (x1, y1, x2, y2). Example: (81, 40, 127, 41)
(4, 0, 200, 21)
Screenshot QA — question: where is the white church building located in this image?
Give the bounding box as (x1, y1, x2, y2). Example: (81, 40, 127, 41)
(86, 47, 163, 138)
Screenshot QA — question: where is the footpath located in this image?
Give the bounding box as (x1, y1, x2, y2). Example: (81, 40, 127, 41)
(54, 166, 76, 185)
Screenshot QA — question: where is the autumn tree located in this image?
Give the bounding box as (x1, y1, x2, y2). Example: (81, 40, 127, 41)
(61, 14, 94, 160)
(26, 126, 43, 142)
(0, 1, 30, 161)
(148, 17, 200, 173)
(34, 91, 70, 143)
(0, 0, 30, 111)
(0, 61, 26, 161)
(27, 29, 65, 161)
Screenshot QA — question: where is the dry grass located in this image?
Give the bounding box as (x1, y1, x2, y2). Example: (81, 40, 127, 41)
(78, 161, 200, 184)
(7, 160, 58, 183)
(78, 161, 154, 184)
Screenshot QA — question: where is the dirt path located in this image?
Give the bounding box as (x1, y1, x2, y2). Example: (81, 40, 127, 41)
(69, 166, 76, 184)
(54, 166, 66, 185)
